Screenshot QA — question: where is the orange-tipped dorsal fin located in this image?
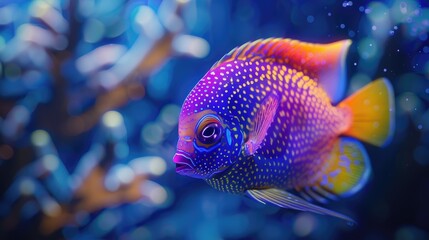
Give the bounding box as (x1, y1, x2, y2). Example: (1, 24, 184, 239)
(212, 38, 352, 103)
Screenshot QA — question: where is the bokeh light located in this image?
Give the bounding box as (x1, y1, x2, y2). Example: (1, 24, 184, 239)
(1, 0, 428, 239)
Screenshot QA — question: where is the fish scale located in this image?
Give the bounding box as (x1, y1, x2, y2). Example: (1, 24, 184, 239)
(174, 38, 395, 222)
(187, 59, 348, 192)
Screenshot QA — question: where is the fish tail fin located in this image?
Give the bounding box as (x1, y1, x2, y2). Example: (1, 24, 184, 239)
(338, 78, 395, 147)
(302, 137, 371, 199)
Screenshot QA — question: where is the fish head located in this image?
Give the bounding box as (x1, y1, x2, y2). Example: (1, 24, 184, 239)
(174, 109, 243, 179)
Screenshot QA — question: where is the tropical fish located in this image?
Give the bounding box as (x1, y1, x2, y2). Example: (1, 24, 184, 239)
(173, 38, 395, 222)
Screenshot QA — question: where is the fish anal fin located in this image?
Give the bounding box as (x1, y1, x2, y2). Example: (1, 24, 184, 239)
(246, 188, 355, 223)
(244, 93, 279, 156)
(311, 137, 371, 198)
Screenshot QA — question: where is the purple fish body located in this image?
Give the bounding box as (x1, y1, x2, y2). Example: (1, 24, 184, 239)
(174, 38, 395, 222)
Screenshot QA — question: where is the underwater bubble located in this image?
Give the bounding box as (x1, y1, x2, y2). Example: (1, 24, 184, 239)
(348, 30, 356, 38)
(31, 130, 50, 148)
(141, 122, 164, 145)
(42, 154, 59, 172)
(115, 164, 135, 185)
(130, 156, 166, 176)
(328, 12, 332, 16)
(148, 157, 167, 176)
(367, 2, 389, 23)
(160, 104, 181, 127)
(141, 180, 168, 205)
(357, 37, 379, 59)
(342, 1, 353, 8)
(83, 18, 105, 43)
(425, 88, 429, 94)
(398, 92, 422, 113)
(104, 168, 121, 191)
(423, 46, 429, 53)
(42, 199, 61, 217)
(19, 178, 35, 195)
(359, 6, 365, 12)
(102, 111, 124, 128)
(104, 164, 136, 191)
(307, 15, 314, 23)
(400, 2, 408, 14)
(293, 213, 316, 237)
(383, 68, 387, 72)
(391, 0, 419, 23)
(173, 35, 210, 58)
(340, 23, 345, 29)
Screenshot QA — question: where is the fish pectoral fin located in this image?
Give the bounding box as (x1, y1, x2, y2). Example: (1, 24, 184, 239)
(246, 188, 356, 224)
(244, 93, 279, 156)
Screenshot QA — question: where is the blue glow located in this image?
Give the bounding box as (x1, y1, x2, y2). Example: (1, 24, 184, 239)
(226, 128, 232, 146)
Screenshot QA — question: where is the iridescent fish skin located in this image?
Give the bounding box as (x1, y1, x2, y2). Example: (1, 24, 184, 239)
(177, 58, 346, 190)
(174, 38, 394, 221)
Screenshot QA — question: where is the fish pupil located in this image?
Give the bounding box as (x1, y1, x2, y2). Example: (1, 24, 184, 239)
(198, 122, 222, 145)
(202, 125, 216, 138)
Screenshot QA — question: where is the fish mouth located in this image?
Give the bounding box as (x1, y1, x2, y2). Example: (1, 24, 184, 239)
(173, 152, 232, 179)
(173, 152, 204, 179)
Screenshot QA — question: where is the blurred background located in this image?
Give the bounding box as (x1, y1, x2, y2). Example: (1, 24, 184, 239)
(0, 0, 428, 239)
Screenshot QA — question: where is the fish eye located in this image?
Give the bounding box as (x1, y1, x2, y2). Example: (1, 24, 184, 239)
(196, 115, 223, 145)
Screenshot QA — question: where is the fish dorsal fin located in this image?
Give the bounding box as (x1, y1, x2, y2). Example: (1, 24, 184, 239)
(212, 38, 352, 103)
(244, 93, 279, 156)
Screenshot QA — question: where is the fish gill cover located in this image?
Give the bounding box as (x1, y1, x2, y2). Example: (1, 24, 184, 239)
(0, 0, 428, 240)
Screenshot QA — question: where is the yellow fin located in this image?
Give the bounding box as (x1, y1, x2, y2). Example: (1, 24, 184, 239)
(339, 78, 395, 147)
(313, 137, 371, 197)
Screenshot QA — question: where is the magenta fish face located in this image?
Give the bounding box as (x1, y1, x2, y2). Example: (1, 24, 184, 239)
(174, 107, 244, 179)
(173, 150, 200, 178)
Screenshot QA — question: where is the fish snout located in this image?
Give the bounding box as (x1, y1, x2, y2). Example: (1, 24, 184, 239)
(173, 151, 196, 175)
(176, 138, 194, 153)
